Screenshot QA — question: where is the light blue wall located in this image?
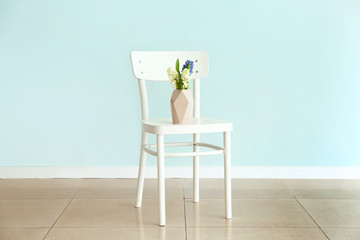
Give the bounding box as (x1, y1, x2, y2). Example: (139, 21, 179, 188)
(1, 0, 359, 167)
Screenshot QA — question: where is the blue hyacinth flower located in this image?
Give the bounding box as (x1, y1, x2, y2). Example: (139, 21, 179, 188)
(182, 60, 194, 75)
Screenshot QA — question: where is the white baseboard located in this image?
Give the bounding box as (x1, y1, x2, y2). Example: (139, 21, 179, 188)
(0, 166, 359, 179)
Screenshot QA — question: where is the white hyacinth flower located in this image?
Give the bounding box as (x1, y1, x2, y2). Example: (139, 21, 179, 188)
(181, 68, 190, 80)
(181, 68, 190, 89)
(167, 67, 178, 82)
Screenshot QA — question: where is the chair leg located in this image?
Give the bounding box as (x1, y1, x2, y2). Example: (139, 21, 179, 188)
(193, 133, 200, 203)
(157, 134, 166, 226)
(224, 131, 232, 219)
(135, 131, 148, 208)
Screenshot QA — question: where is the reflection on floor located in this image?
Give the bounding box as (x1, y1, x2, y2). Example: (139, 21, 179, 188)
(1, 178, 360, 239)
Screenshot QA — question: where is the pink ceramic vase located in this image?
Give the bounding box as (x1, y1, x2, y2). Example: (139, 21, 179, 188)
(170, 89, 193, 124)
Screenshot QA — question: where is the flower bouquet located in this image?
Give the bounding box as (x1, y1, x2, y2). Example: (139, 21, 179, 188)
(167, 59, 194, 124)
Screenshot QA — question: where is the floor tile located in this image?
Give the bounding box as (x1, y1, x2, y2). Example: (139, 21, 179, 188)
(0, 199, 70, 227)
(322, 228, 360, 240)
(283, 179, 360, 199)
(0, 228, 49, 240)
(187, 227, 328, 240)
(0, 179, 84, 199)
(185, 199, 316, 227)
(299, 199, 360, 227)
(45, 228, 185, 240)
(55, 199, 185, 228)
(184, 179, 293, 199)
(75, 179, 184, 199)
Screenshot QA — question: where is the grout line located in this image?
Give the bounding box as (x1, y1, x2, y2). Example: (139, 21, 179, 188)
(280, 179, 296, 198)
(184, 226, 330, 229)
(281, 180, 331, 240)
(292, 198, 360, 200)
(320, 227, 360, 229)
(41, 201, 72, 239)
(294, 198, 331, 240)
(0, 226, 335, 229)
(281, 179, 330, 239)
(42, 178, 87, 240)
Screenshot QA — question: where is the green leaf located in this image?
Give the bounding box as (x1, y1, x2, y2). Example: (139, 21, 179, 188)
(176, 59, 180, 73)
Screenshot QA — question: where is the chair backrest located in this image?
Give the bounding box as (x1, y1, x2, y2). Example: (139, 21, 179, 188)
(131, 51, 208, 81)
(130, 51, 208, 120)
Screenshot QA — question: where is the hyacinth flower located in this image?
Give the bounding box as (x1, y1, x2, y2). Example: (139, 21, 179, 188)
(167, 59, 194, 90)
(181, 68, 190, 89)
(167, 67, 178, 88)
(182, 60, 194, 75)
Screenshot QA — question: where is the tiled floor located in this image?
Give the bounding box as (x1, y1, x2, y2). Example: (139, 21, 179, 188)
(0, 179, 360, 240)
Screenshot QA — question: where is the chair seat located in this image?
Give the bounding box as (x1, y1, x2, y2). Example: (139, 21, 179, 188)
(142, 118, 233, 135)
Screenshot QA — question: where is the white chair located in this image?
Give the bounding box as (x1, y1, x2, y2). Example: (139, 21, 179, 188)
(130, 51, 233, 226)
